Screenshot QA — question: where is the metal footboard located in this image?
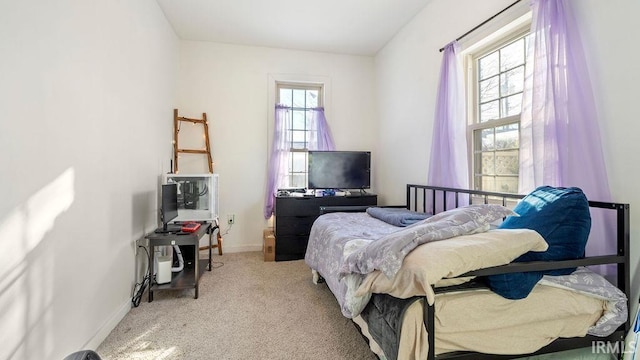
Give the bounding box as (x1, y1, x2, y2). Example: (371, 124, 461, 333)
(406, 185, 631, 360)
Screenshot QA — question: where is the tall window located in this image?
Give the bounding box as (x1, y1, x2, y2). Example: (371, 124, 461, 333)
(277, 82, 323, 188)
(467, 30, 530, 193)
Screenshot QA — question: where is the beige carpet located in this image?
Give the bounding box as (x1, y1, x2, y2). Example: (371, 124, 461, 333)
(97, 251, 377, 360)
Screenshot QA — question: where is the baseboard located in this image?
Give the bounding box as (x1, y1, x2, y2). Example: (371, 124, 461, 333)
(84, 297, 131, 350)
(220, 244, 262, 253)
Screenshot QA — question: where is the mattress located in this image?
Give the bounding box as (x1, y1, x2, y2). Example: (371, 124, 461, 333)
(354, 283, 606, 359)
(308, 211, 626, 359)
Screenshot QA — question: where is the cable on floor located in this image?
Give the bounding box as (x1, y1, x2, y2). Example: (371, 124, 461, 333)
(131, 246, 152, 308)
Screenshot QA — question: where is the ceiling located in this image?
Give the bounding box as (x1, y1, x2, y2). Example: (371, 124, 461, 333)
(156, 0, 432, 56)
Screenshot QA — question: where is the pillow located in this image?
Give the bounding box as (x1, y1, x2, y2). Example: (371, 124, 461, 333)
(485, 186, 591, 299)
(366, 207, 431, 227)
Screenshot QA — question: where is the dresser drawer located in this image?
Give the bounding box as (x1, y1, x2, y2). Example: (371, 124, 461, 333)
(275, 216, 318, 236)
(275, 197, 321, 217)
(275, 235, 308, 261)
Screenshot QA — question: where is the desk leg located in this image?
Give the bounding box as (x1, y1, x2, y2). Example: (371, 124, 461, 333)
(208, 226, 214, 271)
(194, 242, 199, 299)
(148, 244, 154, 303)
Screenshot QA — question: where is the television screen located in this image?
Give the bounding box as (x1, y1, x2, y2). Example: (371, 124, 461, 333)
(308, 151, 371, 190)
(160, 183, 179, 231)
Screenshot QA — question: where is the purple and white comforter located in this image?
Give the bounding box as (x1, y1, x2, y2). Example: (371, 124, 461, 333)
(305, 211, 627, 337)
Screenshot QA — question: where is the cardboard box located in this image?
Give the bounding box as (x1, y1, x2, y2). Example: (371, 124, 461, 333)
(263, 233, 275, 262)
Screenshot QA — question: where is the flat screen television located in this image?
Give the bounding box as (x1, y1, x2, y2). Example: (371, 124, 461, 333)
(307, 151, 371, 190)
(157, 183, 179, 233)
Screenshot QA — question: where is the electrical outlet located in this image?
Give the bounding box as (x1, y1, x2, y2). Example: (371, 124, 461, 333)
(227, 214, 235, 225)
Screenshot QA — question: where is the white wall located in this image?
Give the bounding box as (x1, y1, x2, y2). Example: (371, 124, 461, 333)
(374, 0, 518, 205)
(0, 1, 178, 359)
(572, 0, 640, 307)
(375, 0, 640, 306)
(176, 42, 377, 252)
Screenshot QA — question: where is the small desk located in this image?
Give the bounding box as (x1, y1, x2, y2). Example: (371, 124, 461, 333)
(145, 223, 213, 302)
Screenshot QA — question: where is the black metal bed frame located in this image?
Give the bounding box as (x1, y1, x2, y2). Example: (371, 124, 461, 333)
(404, 184, 631, 360)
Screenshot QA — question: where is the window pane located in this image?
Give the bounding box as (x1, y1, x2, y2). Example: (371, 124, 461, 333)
(495, 150, 519, 175)
(480, 176, 496, 192)
(292, 89, 306, 108)
(495, 176, 518, 193)
(481, 152, 495, 174)
(291, 131, 306, 149)
(479, 76, 499, 103)
(279, 88, 292, 106)
(305, 109, 314, 128)
(479, 128, 494, 151)
(500, 40, 525, 71)
(480, 100, 499, 122)
(502, 93, 523, 117)
(306, 90, 319, 108)
(500, 66, 524, 96)
(290, 174, 306, 188)
(479, 51, 499, 80)
(306, 129, 317, 145)
(292, 110, 306, 130)
(495, 125, 519, 150)
(291, 152, 306, 172)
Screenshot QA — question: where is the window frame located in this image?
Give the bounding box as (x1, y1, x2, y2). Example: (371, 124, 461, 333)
(275, 81, 324, 189)
(465, 24, 530, 193)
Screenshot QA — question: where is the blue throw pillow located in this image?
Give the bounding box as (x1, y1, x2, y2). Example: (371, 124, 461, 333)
(485, 186, 591, 299)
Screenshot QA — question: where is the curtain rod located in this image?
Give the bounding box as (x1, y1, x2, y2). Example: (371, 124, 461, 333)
(438, 0, 522, 52)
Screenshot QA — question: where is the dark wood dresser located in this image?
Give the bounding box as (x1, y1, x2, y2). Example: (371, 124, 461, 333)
(274, 194, 377, 261)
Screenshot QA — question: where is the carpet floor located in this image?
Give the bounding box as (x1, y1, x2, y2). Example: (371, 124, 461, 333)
(97, 251, 377, 360)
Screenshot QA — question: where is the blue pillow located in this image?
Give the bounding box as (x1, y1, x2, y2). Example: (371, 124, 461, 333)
(485, 186, 591, 299)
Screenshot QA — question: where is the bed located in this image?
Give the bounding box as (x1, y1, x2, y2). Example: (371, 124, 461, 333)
(304, 184, 630, 360)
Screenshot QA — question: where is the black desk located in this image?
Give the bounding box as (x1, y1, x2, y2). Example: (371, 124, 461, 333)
(145, 223, 212, 302)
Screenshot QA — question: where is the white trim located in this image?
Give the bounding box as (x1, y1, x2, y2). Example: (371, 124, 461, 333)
(459, 2, 531, 54)
(84, 298, 131, 350)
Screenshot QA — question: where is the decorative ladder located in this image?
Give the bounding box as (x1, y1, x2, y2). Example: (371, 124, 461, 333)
(172, 109, 223, 255)
(173, 108, 213, 174)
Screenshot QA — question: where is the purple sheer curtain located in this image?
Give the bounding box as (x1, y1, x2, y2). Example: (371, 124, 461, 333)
(264, 105, 292, 219)
(264, 106, 336, 219)
(519, 0, 613, 269)
(308, 107, 336, 151)
(427, 41, 469, 211)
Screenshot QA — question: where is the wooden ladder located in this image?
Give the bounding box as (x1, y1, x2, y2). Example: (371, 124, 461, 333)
(173, 108, 213, 174)
(172, 109, 222, 255)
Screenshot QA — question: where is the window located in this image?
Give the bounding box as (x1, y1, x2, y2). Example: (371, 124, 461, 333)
(467, 30, 530, 193)
(276, 82, 323, 188)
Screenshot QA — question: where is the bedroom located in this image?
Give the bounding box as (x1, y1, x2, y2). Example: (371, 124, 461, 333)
(0, 0, 638, 359)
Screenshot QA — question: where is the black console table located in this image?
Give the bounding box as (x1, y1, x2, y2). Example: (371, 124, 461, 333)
(145, 223, 213, 302)
(274, 194, 377, 261)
